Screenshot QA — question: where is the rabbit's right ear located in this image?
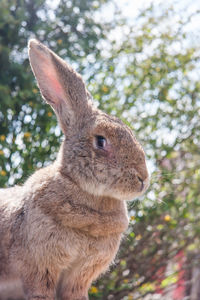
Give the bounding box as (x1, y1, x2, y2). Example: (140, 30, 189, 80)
(28, 39, 91, 133)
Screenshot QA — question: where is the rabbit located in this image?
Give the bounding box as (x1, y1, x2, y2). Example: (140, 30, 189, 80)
(0, 39, 149, 300)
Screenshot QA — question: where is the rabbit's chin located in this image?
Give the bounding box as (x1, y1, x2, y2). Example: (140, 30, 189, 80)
(80, 182, 144, 202)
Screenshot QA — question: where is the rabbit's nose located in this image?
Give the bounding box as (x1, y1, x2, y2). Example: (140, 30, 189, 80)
(137, 176, 144, 192)
(137, 176, 149, 192)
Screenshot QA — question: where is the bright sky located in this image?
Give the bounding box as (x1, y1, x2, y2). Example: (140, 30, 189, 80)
(91, 0, 200, 44)
(115, 0, 199, 29)
(117, 0, 199, 16)
(46, 0, 200, 33)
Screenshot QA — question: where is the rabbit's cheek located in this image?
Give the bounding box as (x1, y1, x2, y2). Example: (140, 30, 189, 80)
(94, 146, 114, 161)
(106, 150, 114, 161)
(122, 173, 142, 193)
(104, 143, 113, 155)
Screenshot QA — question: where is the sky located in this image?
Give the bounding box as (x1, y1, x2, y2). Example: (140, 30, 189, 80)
(117, 0, 199, 16)
(46, 0, 200, 34)
(115, 0, 199, 28)
(91, 0, 200, 46)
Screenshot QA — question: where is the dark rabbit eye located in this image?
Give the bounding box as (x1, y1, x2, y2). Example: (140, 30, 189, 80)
(95, 135, 107, 149)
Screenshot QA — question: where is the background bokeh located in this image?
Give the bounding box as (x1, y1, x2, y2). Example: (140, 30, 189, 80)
(0, 0, 200, 299)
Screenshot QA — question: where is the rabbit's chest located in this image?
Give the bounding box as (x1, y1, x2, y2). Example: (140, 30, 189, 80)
(62, 231, 122, 278)
(74, 231, 121, 264)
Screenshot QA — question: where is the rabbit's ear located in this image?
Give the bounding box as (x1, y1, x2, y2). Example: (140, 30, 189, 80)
(28, 39, 90, 133)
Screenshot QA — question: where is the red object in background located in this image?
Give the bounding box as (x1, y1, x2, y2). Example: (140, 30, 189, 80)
(154, 266, 166, 295)
(173, 250, 186, 300)
(152, 250, 186, 299)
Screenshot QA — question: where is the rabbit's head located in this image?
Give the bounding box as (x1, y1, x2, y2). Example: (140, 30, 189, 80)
(28, 39, 149, 201)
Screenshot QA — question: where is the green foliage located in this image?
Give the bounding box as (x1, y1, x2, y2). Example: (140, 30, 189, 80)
(0, 1, 200, 299)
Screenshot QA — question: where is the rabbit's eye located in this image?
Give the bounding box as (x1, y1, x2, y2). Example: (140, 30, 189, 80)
(95, 135, 107, 149)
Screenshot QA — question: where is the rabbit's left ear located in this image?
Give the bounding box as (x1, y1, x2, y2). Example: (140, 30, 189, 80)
(28, 39, 91, 133)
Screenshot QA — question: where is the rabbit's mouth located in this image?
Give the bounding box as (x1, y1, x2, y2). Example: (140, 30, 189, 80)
(81, 174, 149, 201)
(106, 172, 150, 201)
(71, 154, 150, 201)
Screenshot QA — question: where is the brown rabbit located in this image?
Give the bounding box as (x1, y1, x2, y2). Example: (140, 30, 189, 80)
(0, 40, 149, 300)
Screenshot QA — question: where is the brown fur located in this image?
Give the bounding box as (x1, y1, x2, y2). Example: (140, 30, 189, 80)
(0, 40, 149, 299)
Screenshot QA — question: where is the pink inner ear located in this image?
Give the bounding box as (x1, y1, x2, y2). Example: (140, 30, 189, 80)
(47, 72, 65, 102)
(41, 57, 66, 104)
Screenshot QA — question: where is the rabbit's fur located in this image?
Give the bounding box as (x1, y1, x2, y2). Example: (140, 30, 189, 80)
(0, 40, 149, 300)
